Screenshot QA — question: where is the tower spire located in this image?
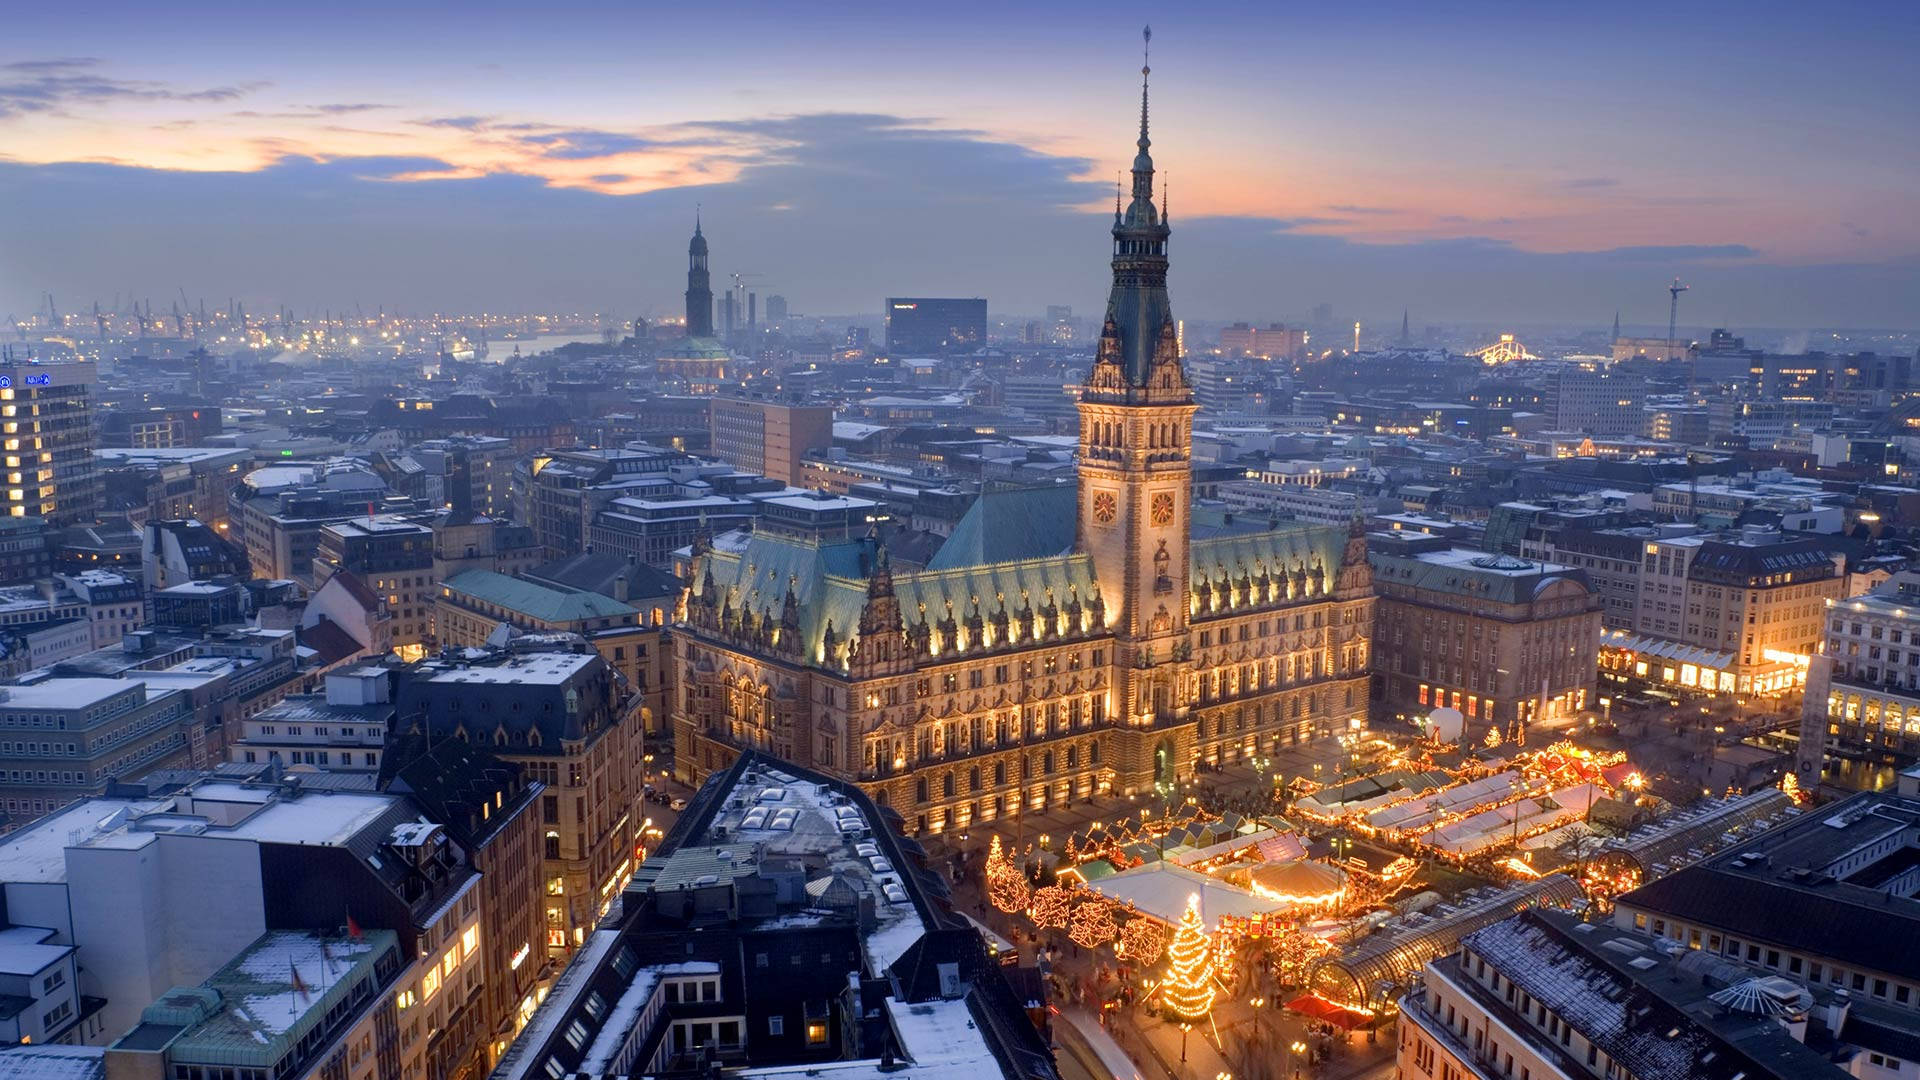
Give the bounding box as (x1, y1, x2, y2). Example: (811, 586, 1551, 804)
(1139, 25, 1152, 152)
(1093, 27, 1177, 392)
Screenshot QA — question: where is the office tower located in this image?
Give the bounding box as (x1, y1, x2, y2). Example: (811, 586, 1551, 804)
(708, 397, 834, 487)
(883, 297, 987, 353)
(765, 293, 788, 322)
(0, 360, 99, 525)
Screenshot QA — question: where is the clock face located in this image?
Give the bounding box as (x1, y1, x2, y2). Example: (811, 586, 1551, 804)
(1150, 492, 1176, 527)
(1091, 490, 1117, 524)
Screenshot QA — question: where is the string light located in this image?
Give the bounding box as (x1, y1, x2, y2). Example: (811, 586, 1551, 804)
(1159, 894, 1218, 1023)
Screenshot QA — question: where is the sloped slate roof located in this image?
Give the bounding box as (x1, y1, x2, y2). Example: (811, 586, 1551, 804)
(1192, 519, 1347, 585)
(895, 554, 1099, 630)
(442, 570, 636, 624)
(927, 486, 1077, 571)
(705, 534, 873, 661)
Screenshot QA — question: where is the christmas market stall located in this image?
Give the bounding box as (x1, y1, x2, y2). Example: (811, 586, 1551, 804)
(1292, 769, 1453, 822)
(1424, 783, 1605, 859)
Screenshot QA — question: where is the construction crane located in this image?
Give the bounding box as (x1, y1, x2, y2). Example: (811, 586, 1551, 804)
(1668, 275, 1696, 412)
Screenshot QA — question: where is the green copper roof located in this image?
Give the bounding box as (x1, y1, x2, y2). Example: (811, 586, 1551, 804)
(1191, 519, 1348, 584)
(157, 929, 399, 1069)
(442, 569, 637, 624)
(895, 554, 1099, 630)
(927, 486, 1077, 571)
(659, 336, 730, 361)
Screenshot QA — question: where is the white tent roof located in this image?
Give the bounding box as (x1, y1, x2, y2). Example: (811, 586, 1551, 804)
(1084, 861, 1288, 930)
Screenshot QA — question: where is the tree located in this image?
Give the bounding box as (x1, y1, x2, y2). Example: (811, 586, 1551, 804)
(1781, 771, 1806, 806)
(1119, 916, 1166, 964)
(987, 836, 1030, 914)
(1029, 885, 1072, 929)
(1159, 894, 1217, 1023)
(1069, 896, 1118, 949)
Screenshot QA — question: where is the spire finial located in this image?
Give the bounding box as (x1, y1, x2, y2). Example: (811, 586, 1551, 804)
(695, 202, 702, 235)
(1115, 172, 1123, 221)
(1162, 174, 1169, 224)
(1139, 25, 1152, 151)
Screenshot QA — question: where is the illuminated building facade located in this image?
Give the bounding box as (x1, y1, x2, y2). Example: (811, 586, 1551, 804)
(398, 650, 644, 960)
(0, 361, 98, 525)
(1368, 533, 1600, 741)
(1803, 572, 1920, 774)
(1608, 527, 1842, 695)
(672, 57, 1373, 833)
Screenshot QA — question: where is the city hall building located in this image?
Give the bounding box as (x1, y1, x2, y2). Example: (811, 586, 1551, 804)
(671, 80, 1374, 834)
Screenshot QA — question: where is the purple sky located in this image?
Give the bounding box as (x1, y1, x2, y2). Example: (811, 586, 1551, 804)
(1, 1, 1916, 328)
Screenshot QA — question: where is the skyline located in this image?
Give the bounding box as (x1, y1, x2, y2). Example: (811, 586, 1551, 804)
(2, 2, 1917, 328)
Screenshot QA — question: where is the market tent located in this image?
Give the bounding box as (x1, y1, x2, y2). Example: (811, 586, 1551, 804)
(1246, 860, 1348, 906)
(1284, 993, 1376, 1030)
(1166, 826, 1283, 867)
(1084, 861, 1287, 930)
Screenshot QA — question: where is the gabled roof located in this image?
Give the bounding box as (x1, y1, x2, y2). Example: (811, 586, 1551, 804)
(299, 619, 364, 667)
(528, 553, 681, 601)
(927, 486, 1076, 570)
(380, 735, 528, 848)
(323, 570, 383, 614)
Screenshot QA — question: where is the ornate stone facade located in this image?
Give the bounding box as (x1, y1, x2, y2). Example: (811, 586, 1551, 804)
(670, 47, 1373, 834)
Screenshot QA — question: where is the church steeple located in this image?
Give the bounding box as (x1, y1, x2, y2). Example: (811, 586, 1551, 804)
(1088, 25, 1181, 395)
(685, 211, 714, 338)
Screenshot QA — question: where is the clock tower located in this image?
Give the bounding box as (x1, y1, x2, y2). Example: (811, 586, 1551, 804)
(1077, 26, 1197, 731)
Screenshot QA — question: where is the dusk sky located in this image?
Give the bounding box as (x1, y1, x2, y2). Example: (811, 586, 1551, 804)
(2, 1, 1916, 329)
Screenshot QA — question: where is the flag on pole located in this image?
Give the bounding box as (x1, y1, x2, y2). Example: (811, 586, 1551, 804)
(346, 910, 363, 941)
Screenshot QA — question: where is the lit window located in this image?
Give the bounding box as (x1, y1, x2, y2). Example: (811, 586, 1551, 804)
(463, 925, 480, 959)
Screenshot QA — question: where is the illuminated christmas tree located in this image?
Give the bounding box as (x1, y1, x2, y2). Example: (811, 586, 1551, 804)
(1029, 885, 1072, 929)
(986, 836, 1030, 913)
(1119, 916, 1166, 964)
(1781, 771, 1806, 805)
(1159, 894, 1217, 1023)
(1069, 896, 1118, 949)
(1483, 724, 1502, 749)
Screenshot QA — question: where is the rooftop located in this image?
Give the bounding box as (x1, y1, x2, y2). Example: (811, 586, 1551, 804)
(423, 650, 598, 688)
(441, 569, 637, 624)
(1618, 788, 1920, 983)
(162, 929, 397, 1065)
